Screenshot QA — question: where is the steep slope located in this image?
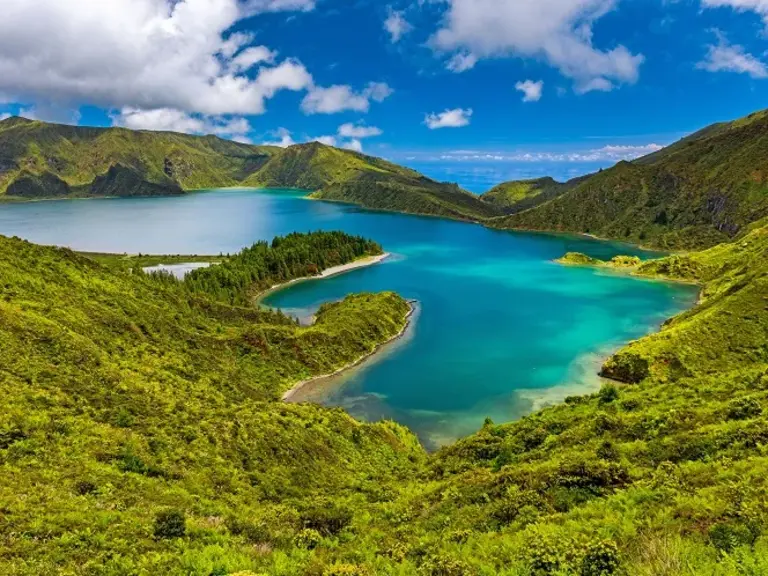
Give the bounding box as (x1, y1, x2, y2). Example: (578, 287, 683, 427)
(0, 118, 502, 221)
(4, 225, 768, 574)
(245, 142, 503, 221)
(0, 232, 421, 574)
(495, 108, 768, 249)
(0, 116, 277, 198)
(481, 176, 576, 213)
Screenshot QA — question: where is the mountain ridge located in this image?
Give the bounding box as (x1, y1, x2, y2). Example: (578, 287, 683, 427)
(0, 116, 501, 220)
(492, 108, 768, 249)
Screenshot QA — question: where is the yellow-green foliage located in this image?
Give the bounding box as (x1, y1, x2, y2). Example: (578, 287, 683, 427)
(244, 142, 502, 221)
(556, 252, 601, 265)
(0, 118, 502, 221)
(0, 117, 278, 197)
(481, 177, 570, 214)
(2, 223, 768, 575)
(496, 108, 768, 249)
(0, 233, 424, 575)
(601, 221, 768, 383)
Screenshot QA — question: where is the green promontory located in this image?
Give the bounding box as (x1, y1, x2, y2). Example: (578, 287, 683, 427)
(245, 142, 502, 221)
(494, 108, 768, 249)
(481, 176, 576, 213)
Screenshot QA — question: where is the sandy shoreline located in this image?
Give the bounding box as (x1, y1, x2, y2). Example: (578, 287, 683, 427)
(282, 300, 417, 402)
(256, 252, 390, 303)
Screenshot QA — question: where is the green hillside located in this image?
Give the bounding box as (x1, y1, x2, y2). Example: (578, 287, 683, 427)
(3, 218, 768, 574)
(481, 177, 574, 213)
(0, 116, 278, 198)
(0, 118, 501, 221)
(495, 108, 768, 249)
(245, 142, 502, 221)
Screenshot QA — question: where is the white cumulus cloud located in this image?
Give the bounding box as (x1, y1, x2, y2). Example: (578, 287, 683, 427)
(515, 80, 544, 102)
(301, 82, 394, 114)
(697, 34, 768, 78)
(262, 127, 296, 148)
(424, 108, 473, 129)
(446, 52, 478, 73)
(312, 135, 338, 146)
(113, 108, 252, 138)
(342, 139, 364, 152)
(0, 0, 316, 119)
(701, 0, 768, 22)
(338, 122, 383, 138)
(431, 0, 643, 93)
(384, 8, 413, 42)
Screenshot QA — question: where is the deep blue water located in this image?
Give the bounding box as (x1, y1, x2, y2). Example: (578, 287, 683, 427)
(0, 189, 698, 447)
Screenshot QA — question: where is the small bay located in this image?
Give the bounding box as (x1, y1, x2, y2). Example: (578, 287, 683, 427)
(0, 188, 698, 448)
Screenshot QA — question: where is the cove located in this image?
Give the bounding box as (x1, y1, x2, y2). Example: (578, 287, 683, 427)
(0, 188, 699, 448)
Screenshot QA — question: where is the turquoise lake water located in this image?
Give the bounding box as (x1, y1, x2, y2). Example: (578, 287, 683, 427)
(0, 189, 699, 448)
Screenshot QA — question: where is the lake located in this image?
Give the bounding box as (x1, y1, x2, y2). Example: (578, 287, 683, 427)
(0, 189, 699, 448)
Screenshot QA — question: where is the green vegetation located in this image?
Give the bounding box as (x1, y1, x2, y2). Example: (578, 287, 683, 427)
(0, 231, 420, 575)
(494, 108, 768, 249)
(481, 177, 575, 214)
(3, 218, 768, 574)
(0, 118, 500, 221)
(556, 253, 641, 268)
(246, 142, 502, 221)
(4, 109, 768, 574)
(79, 252, 226, 272)
(0, 116, 277, 198)
(182, 231, 382, 305)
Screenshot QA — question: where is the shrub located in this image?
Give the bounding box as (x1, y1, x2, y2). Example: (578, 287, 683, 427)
(726, 397, 763, 420)
(323, 564, 370, 576)
(301, 501, 353, 536)
(598, 384, 620, 405)
(600, 352, 650, 384)
(420, 555, 474, 576)
(709, 522, 759, 553)
(580, 540, 621, 576)
(153, 509, 186, 539)
(596, 440, 619, 461)
(74, 480, 97, 496)
(294, 528, 322, 550)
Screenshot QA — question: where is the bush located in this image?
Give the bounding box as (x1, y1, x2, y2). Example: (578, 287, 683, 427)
(294, 528, 322, 550)
(301, 501, 353, 536)
(153, 509, 186, 539)
(726, 397, 763, 420)
(420, 555, 474, 576)
(580, 540, 621, 576)
(709, 522, 759, 553)
(598, 384, 620, 405)
(74, 480, 97, 496)
(600, 352, 650, 384)
(323, 564, 370, 576)
(596, 441, 620, 461)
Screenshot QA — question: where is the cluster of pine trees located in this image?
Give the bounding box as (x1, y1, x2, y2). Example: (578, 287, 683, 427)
(158, 231, 382, 305)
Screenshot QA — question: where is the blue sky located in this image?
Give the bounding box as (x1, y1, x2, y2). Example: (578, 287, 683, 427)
(1, 0, 767, 190)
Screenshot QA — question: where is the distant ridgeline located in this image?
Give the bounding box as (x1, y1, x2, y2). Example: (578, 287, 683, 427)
(3, 108, 768, 248)
(0, 116, 499, 221)
(486, 109, 768, 249)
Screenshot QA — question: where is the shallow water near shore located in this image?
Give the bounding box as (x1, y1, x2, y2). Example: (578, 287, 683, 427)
(0, 188, 699, 448)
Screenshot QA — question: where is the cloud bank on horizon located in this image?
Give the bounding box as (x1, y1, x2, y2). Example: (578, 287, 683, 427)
(0, 0, 767, 163)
